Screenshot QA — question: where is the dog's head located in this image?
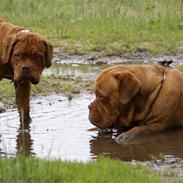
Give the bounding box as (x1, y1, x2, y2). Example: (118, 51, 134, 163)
(88, 66, 141, 129)
(2, 30, 53, 84)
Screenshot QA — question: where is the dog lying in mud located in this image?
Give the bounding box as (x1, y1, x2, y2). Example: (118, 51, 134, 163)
(88, 64, 183, 144)
(0, 18, 53, 122)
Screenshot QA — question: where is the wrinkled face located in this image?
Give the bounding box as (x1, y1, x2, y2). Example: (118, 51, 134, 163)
(88, 66, 142, 129)
(88, 73, 120, 129)
(11, 33, 48, 84)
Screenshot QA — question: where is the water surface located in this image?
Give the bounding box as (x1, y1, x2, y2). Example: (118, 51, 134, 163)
(1, 94, 183, 162)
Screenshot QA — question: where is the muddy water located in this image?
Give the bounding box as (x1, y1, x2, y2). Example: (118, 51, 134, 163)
(0, 94, 95, 161)
(1, 64, 183, 162)
(1, 93, 183, 162)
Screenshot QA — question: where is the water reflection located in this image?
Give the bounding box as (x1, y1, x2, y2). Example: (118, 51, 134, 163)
(16, 122, 33, 156)
(0, 94, 94, 161)
(90, 129, 183, 161)
(43, 64, 106, 80)
(1, 94, 183, 161)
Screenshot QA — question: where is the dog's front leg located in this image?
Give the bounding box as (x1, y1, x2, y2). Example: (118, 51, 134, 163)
(115, 122, 166, 144)
(14, 80, 31, 123)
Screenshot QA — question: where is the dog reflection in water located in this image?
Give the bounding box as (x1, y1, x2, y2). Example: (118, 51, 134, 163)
(16, 122, 33, 156)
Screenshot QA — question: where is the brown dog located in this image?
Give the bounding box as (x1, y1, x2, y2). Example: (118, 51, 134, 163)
(0, 18, 53, 122)
(88, 64, 183, 144)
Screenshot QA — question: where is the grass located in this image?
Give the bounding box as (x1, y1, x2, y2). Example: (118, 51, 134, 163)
(0, 0, 183, 56)
(0, 79, 15, 106)
(177, 64, 183, 71)
(0, 74, 94, 107)
(0, 156, 163, 183)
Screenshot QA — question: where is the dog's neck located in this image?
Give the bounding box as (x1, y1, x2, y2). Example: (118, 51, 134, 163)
(133, 68, 167, 123)
(137, 69, 167, 119)
(117, 68, 167, 127)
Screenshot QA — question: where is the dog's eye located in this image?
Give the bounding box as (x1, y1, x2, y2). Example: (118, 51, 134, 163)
(14, 53, 23, 59)
(33, 53, 42, 61)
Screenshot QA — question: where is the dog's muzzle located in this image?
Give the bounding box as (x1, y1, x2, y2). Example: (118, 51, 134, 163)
(88, 101, 103, 126)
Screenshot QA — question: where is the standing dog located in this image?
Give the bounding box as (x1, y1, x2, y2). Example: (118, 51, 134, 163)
(88, 64, 183, 143)
(0, 18, 53, 122)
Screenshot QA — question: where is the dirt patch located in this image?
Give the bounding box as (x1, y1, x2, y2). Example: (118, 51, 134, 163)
(132, 155, 183, 181)
(53, 48, 183, 66)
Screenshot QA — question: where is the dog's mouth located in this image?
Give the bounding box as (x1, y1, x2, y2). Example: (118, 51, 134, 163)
(89, 101, 117, 129)
(14, 76, 39, 85)
(30, 78, 39, 85)
(89, 117, 115, 129)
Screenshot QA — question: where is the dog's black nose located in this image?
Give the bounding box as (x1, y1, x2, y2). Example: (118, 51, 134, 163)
(22, 66, 31, 73)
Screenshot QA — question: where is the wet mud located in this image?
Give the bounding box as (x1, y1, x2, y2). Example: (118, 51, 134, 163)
(53, 49, 183, 66)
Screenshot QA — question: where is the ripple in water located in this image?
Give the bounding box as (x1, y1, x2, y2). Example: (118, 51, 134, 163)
(1, 94, 183, 162)
(0, 94, 96, 161)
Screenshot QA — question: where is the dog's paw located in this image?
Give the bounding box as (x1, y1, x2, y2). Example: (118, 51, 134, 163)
(115, 130, 136, 144)
(115, 127, 146, 144)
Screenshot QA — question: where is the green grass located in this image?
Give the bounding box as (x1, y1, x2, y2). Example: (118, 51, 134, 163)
(0, 156, 163, 183)
(0, 79, 15, 106)
(0, 75, 94, 106)
(32, 75, 93, 95)
(0, 0, 183, 56)
(177, 64, 183, 71)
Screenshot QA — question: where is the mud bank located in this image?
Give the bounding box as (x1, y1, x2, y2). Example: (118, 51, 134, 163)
(132, 155, 183, 180)
(53, 48, 183, 66)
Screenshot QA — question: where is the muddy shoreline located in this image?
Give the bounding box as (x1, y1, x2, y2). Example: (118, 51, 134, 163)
(53, 48, 183, 66)
(132, 155, 183, 180)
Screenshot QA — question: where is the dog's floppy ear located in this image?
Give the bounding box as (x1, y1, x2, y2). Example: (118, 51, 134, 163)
(113, 71, 141, 104)
(44, 40, 53, 68)
(2, 35, 17, 64)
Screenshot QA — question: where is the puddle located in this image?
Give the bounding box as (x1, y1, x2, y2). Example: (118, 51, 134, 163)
(0, 94, 94, 161)
(43, 64, 107, 80)
(1, 94, 183, 162)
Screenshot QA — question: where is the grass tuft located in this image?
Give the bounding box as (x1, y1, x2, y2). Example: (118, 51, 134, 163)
(0, 156, 162, 183)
